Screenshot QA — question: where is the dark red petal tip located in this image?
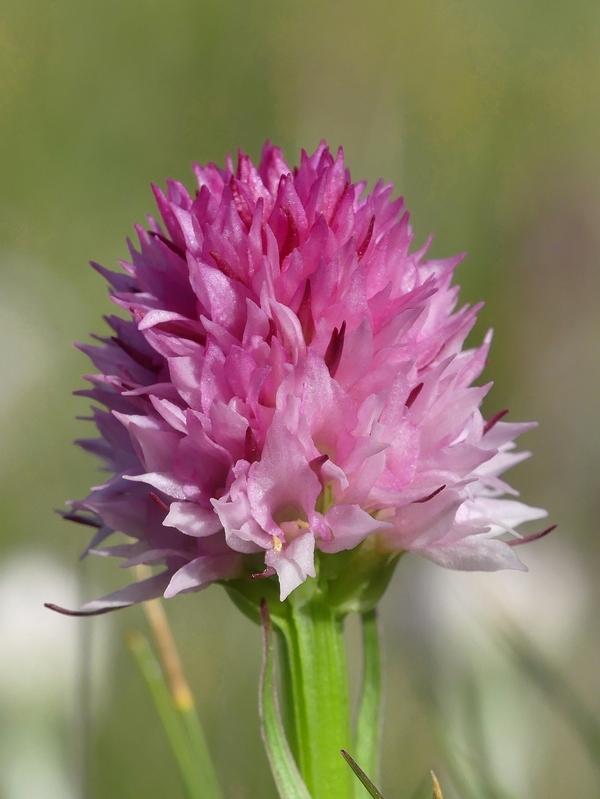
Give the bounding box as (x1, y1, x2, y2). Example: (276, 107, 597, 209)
(57, 510, 102, 529)
(148, 231, 186, 259)
(209, 250, 243, 283)
(413, 485, 446, 504)
(405, 383, 424, 409)
(324, 320, 346, 377)
(245, 426, 260, 463)
(251, 567, 277, 580)
(280, 207, 300, 262)
(44, 602, 123, 617)
(508, 524, 557, 547)
(484, 409, 509, 435)
(357, 215, 375, 260)
(149, 492, 169, 512)
(309, 453, 329, 472)
(297, 279, 316, 344)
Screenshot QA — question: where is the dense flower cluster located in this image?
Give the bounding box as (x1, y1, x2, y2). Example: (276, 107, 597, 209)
(68, 142, 545, 610)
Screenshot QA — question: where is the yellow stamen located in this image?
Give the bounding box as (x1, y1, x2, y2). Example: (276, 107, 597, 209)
(273, 535, 283, 552)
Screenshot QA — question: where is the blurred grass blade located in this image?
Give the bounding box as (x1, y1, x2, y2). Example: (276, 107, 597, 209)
(180, 703, 223, 799)
(341, 750, 386, 799)
(135, 566, 223, 799)
(504, 625, 600, 764)
(429, 712, 490, 799)
(408, 772, 433, 799)
(354, 609, 383, 795)
(461, 677, 515, 799)
(428, 695, 516, 799)
(126, 630, 210, 799)
(259, 599, 313, 799)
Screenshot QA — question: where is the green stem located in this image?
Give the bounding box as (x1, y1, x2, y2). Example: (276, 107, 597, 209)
(275, 594, 354, 799)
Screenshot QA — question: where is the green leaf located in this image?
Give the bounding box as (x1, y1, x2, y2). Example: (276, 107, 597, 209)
(341, 750, 386, 799)
(259, 600, 313, 799)
(354, 609, 383, 797)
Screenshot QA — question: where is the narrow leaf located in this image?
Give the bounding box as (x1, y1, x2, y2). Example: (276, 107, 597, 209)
(354, 608, 383, 793)
(341, 750, 386, 799)
(260, 599, 313, 799)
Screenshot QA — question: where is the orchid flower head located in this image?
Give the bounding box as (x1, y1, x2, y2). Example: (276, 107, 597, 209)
(66, 142, 546, 611)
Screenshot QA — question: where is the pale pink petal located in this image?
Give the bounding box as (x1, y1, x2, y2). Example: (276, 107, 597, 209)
(164, 554, 243, 598)
(163, 501, 223, 537)
(82, 571, 172, 612)
(247, 414, 322, 535)
(320, 505, 392, 553)
(423, 536, 527, 572)
(265, 533, 316, 600)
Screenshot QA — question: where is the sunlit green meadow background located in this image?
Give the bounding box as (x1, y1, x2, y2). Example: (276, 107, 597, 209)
(1, 1, 600, 797)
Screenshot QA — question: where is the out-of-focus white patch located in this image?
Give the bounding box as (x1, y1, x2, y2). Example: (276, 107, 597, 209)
(0, 552, 79, 705)
(0, 550, 112, 799)
(390, 540, 588, 798)
(427, 539, 588, 657)
(2, 735, 76, 799)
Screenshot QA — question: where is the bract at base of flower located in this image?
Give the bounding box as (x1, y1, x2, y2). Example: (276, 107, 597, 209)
(222, 546, 400, 633)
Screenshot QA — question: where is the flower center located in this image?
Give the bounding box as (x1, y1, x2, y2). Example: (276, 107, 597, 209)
(274, 504, 309, 543)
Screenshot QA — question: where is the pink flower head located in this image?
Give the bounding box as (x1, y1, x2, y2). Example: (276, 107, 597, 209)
(67, 142, 546, 611)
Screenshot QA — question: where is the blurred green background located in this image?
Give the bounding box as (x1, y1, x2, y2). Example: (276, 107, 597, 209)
(1, 0, 600, 797)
